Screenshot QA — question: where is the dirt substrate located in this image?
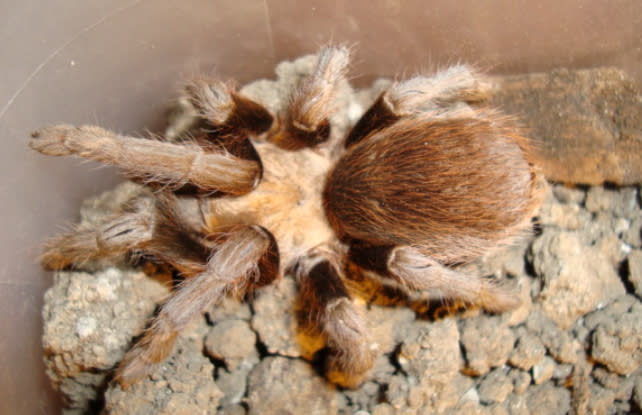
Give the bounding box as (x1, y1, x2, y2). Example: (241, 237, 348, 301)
(41, 53, 642, 415)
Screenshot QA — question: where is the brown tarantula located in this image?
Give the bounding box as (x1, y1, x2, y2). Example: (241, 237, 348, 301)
(30, 46, 541, 389)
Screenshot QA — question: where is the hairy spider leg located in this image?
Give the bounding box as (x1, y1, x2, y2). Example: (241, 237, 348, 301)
(183, 78, 273, 138)
(29, 125, 261, 196)
(268, 45, 351, 150)
(386, 245, 520, 313)
(294, 249, 376, 388)
(39, 198, 154, 270)
(345, 64, 492, 148)
(115, 225, 277, 388)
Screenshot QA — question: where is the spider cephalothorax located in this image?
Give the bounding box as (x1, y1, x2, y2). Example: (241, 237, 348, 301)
(30, 46, 541, 389)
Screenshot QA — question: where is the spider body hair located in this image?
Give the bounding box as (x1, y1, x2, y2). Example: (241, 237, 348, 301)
(325, 113, 540, 264)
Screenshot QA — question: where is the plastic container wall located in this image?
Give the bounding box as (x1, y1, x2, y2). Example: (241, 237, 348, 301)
(1, 1, 639, 413)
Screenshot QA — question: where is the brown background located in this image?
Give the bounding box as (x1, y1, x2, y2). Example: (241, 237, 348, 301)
(1, 1, 640, 413)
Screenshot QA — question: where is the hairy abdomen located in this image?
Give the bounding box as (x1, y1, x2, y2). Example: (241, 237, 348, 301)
(324, 115, 540, 263)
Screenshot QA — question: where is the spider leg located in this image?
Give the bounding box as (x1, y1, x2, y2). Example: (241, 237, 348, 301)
(184, 78, 273, 137)
(386, 245, 520, 313)
(40, 198, 153, 270)
(345, 65, 492, 148)
(269, 45, 351, 150)
(115, 225, 278, 388)
(30, 125, 261, 195)
(295, 249, 376, 388)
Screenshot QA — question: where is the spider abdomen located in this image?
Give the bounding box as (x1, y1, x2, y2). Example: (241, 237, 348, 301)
(324, 115, 539, 262)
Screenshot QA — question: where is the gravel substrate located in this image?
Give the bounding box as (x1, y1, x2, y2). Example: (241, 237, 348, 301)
(41, 52, 642, 415)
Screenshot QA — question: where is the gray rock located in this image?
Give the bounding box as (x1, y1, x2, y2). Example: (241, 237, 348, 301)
(369, 354, 397, 383)
(524, 382, 571, 415)
(508, 331, 546, 371)
(103, 335, 223, 415)
(583, 295, 638, 330)
(216, 366, 252, 406)
(622, 217, 642, 248)
(581, 211, 620, 246)
(613, 401, 633, 415)
(581, 384, 616, 415)
(552, 364, 573, 381)
(367, 303, 416, 355)
(509, 369, 532, 395)
(204, 319, 258, 371)
(505, 277, 534, 327)
(391, 318, 464, 413)
(530, 229, 625, 328)
(397, 318, 461, 382)
(614, 187, 640, 219)
(371, 403, 395, 415)
(460, 387, 480, 405)
(79, 181, 147, 227)
(422, 373, 475, 414)
(341, 381, 379, 412)
(489, 404, 510, 415)
(505, 394, 530, 415)
(581, 296, 641, 375)
(206, 297, 252, 322)
(540, 202, 591, 230)
(406, 384, 427, 410)
(614, 216, 632, 235)
(633, 375, 642, 412)
(590, 303, 642, 375)
(592, 366, 635, 402)
(628, 249, 642, 298)
(585, 186, 614, 213)
(478, 368, 513, 404)
(585, 186, 639, 218)
(525, 311, 579, 364)
(450, 373, 476, 403)
(552, 184, 586, 205)
(531, 356, 556, 385)
(384, 375, 411, 410)
(446, 401, 497, 415)
(42, 268, 167, 411)
(247, 357, 337, 415)
(385, 370, 471, 414)
(570, 319, 592, 346)
(595, 232, 630, 266)
(250, 278, 299, 357)
(459, 315, 515, 376)
(218, 404, 247, 415)
(241, 53, 315, 115)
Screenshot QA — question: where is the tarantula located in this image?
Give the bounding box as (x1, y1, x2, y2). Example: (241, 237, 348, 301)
(30, 46, 541, 389)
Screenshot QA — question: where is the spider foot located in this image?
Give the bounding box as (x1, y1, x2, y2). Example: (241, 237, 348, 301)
(324, 297, 377, 389)
(296, 253, 377, 388)
(30, 125, 96, 157)
(114, 318, 178, 389)
(388, 246, 521, 313)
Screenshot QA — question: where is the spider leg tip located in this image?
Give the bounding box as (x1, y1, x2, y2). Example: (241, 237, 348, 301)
(28, 125, 76, 156)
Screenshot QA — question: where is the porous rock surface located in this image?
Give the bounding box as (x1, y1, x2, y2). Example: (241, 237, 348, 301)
(492, 67, 642, 186)
(41, 54, 642, 414)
